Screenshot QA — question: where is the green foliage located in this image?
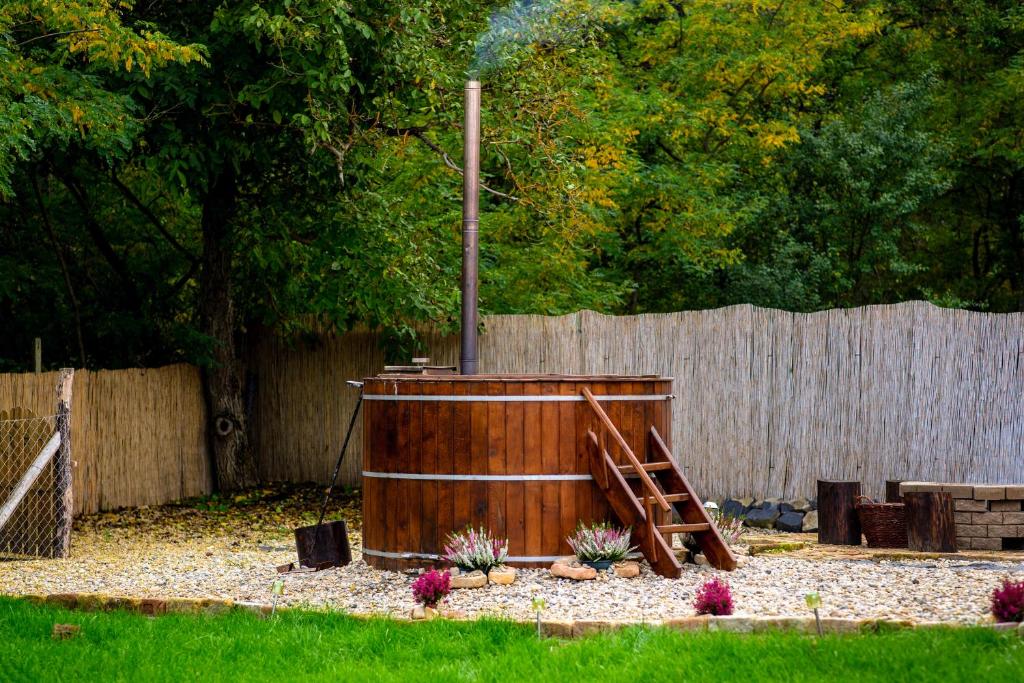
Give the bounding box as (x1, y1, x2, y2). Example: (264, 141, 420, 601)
(1, 0, 1024, 371)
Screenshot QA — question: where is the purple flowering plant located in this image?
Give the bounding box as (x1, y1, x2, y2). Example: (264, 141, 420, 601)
(694, 577, 734, 616)
(991, 577, 1024, 623)
(566, 522, 634, 563)
(443, 526, 509, 573)
(411, 569, 451, 608)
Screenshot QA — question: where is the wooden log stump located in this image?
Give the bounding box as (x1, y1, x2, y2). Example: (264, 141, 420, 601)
(885, 480, 904, 504)
(903, 491, 957, 553)
(817, 480, 862, 545)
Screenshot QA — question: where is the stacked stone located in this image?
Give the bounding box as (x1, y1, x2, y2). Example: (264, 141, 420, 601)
(900, 482, 1024, 551)
(721, 497, 819, 533)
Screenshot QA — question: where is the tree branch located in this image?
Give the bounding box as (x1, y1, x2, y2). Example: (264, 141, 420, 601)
(109, 170, 197, 263)
(381, 126, 520, 202)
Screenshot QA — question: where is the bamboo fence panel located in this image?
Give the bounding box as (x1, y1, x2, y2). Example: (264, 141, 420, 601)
(0, 365, 209, 515)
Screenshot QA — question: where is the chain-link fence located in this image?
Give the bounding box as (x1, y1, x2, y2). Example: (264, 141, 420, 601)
(0, 407, 69, 559)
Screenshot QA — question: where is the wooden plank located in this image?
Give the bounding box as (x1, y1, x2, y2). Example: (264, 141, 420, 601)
(419, 380, 439, 556)
(539, 381, 560, 556)
(558, 381, 576, 554)
(504, 380, 526, 561)
(523, 381, 543, 559)
(435, 379, 454, 555)
(487, 381, 506, 543)
(53, 369, 73, 557)
(451, 380, 472, 533)
(469, 380, 489, 529)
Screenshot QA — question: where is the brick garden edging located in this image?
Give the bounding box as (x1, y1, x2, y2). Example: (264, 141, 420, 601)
(17, 592, 1024, 638)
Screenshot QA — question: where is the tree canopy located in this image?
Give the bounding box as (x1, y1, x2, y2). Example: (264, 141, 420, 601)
(2, 0, 1022, 487)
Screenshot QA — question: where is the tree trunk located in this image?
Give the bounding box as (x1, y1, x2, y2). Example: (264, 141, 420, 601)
(904, 492, 957, 553)
(199, 168, 257, 492)
(817, 479, 862, 545)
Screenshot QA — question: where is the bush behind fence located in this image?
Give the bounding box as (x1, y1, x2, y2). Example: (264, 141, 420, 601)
(1, 302, 1021, 514)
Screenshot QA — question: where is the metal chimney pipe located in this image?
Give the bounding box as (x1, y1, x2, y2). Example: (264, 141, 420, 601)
(460, 80, 481, 375)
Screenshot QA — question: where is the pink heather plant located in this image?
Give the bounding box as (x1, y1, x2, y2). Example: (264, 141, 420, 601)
(567, 522, 634, 563)
(411, 569, 451, 608)
(990, 578, 1024, 623)
(694, 577, 734, 616)
(443, 526, 509, 573)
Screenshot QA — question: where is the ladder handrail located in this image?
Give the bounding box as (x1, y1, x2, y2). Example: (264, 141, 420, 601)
(649, 426, 717, 528)
(581, 388, 671, 512)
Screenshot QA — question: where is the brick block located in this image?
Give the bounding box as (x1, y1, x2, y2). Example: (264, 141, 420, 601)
(1005, 486, 1024, 500)
(956, 524, 986, 538)
(1001, 512, 1024, 525)
(970, 537, 1002, 550)
(954, 512, 973, 524)
(973, 512, 1004, 525)
(940, 484, 975, 499)
(973, 485, 1006, 500)
(987, 525, 1019, 538)
(990, 500, 1021, 512)
(900, 482, 941, 494)
(954, 499, 988, 512)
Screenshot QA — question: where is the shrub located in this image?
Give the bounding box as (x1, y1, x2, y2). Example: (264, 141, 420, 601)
(694, 577, 734, 616)
(411, 569, 451, 608)
(442, 526, 508, 573)
(705, 503, 744, 545)
(567, 522, 634, 563)
(991, 578, 1024, 623)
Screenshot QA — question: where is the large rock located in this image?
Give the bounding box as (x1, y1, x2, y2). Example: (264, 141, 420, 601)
(775, 510, 806, 532)
(721, 498, 748, 519)
(488, 566, 516, 585)
(789, 497, 813, 512)
(450, 569, 487, 589)
(802, 510, 819, 532)
(744, 505, 781, 528)
(550, 561, 597, 581)
(612, 561, 641, 578)
(778, 502, 794, 514)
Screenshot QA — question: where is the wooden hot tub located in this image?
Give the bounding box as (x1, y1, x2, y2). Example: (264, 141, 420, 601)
(360, 374, 673, 570)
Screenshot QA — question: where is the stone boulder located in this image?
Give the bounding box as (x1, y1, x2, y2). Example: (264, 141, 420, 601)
(450, 569, 487, 589)
(789, 497, 813, 512)
(487, 566, 516, 585)
(802, 510, 819, 532)
(775, 510, 806, 532)
(744, 504, 781, 529)
(550, 561, 597, 581)
(778, 502, 794, 514)
(612, 561, 641, 578)
(721, 498, 748, 520)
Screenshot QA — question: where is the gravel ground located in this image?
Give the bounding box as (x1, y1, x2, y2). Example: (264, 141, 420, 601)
(2, 489, 1022, 624)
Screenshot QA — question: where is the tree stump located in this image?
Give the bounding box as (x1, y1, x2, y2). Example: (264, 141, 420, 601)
(903, 492, 957, 552)
(885, 480, 904, 504)
(817, 480, 862, 545)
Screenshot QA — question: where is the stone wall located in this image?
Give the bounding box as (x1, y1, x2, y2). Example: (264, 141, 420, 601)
(900, 482, 1024, 551)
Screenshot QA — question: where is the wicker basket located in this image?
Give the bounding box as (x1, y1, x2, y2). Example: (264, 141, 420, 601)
(855, 496, 908, 548)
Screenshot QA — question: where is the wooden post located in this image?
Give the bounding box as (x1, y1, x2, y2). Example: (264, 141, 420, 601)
(34, 338, 42, 374)
(904, 491, 957, 552)
(885, 480, 904, 503)
(53, 368, 74, 557)
(817, 480, 862, 545)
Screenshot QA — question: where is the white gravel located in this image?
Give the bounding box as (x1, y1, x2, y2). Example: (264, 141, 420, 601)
(3, 531, 1021, 624)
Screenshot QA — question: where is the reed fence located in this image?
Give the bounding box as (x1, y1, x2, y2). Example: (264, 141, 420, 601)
(0, 365, 209, 515)
(1, 302, 1020, 514)
(253, 301, 1024, 501)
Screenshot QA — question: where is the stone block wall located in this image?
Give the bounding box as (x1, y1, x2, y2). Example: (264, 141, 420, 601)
(900, 483, 1024, 551)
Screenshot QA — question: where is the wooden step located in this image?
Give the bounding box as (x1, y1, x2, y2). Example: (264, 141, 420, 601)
(642, 492, 690, 504)
(617, 461, 673, 475)
(657, 523, 711, 534)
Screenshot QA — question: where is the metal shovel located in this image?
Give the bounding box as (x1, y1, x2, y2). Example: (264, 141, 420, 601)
(288, 381, 363, 572)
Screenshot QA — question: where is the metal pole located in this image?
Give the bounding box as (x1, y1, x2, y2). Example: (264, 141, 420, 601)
(461, 80, 481, 375)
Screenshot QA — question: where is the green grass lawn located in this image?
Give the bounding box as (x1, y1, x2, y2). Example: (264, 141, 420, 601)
(3, 597, 1021, 683)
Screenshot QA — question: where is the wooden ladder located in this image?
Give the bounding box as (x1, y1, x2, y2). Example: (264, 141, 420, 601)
(582, 388, 737, 578)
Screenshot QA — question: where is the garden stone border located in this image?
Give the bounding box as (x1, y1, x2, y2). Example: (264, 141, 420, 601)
(14, 592, 1024, 638)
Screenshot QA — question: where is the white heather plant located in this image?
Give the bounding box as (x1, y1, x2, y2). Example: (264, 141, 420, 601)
(443, 526, 508, 573)
(567, 522, 634, 563)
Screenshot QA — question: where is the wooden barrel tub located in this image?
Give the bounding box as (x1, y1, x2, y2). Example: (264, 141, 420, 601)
(360, 374, 673, 570)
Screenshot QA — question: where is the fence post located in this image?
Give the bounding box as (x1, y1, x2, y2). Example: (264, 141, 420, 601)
(53, 368, 74, 557)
